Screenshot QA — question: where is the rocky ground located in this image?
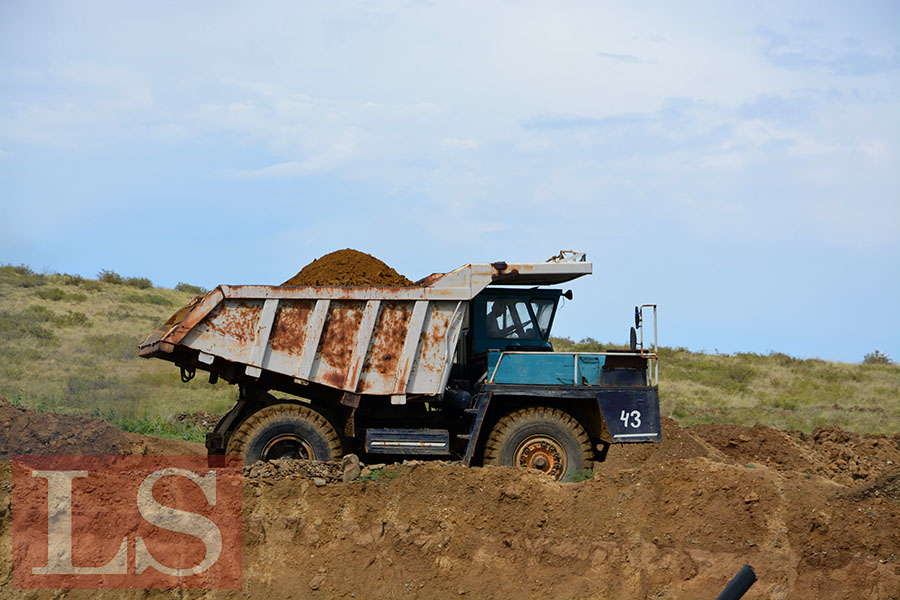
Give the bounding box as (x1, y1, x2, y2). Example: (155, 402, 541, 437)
(1, 397, 898, 599)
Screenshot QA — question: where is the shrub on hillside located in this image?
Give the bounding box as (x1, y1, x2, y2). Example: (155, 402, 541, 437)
(24, 305, 54, 322)
(6, 264, 34, 276)
(123, 292, 173, 306)
(175, 282, 208, 295)
(0, 264, 46, 287)
(62, 273, 84, 286)
(0, 310, 57, 341)
(34, 287, 66, 301)
(863, 350, 892, 365)
(98, 269, 124, 284)
(550, 336, 605, 352)
(97, 270, 152, 289)
(124, 276, 153, 289)
(54, 310, 90, 328)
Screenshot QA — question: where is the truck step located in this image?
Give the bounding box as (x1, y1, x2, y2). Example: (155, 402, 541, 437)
(464, 408, 480, 414)
(365, 428, 450, 456)
(456, 434, 472, 440)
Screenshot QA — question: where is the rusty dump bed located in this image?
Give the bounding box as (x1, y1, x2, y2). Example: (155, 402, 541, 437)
(139, 261, 591, 400)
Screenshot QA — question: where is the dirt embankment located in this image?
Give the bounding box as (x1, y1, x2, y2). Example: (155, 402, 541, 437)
(282, 249, 415, 287)
(0, 397, 202, 458)
(2, 399, 899, 599)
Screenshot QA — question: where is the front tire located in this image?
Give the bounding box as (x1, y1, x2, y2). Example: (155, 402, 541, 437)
(226, 403, 342, 465)
(483, 407, 592, 481)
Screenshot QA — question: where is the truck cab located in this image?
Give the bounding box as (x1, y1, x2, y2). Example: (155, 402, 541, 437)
(451, 281, 660, 481)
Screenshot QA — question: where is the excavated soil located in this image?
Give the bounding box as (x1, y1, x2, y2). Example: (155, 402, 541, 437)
(2, 399, 899, 599)
(282, 249, 415, 287)
(0, 397, 200, 458)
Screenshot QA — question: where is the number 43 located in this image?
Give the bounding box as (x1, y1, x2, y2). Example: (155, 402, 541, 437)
(620, 410, 641, 428)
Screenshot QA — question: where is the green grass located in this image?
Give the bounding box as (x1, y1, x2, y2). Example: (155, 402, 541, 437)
(0, 267, 237, 436)
(551, 337, 900, 435)
(569, 468, 595, 483)
(360, 467, 404, 482)
(114, 415, 207, 442)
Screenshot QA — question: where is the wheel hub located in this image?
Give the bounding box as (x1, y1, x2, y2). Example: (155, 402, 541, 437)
(514, 435, 566, 480)
(262, 434, 315, 461)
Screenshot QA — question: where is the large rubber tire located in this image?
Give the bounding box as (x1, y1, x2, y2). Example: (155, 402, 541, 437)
(483, 407, 592, 482)
(226, 403, 342, 465)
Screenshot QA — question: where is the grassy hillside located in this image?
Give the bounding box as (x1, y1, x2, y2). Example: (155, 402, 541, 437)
(1, 264, 897, 438)
(552, 337, 899, 435)
(0, 266, 236, 441)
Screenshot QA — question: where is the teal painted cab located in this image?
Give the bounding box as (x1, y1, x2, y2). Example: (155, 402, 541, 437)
(487, 351, 606, 385)
(471, 287, 561, 355)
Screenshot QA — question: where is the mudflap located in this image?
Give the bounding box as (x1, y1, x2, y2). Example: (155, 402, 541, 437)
(597, 387, 661, 442)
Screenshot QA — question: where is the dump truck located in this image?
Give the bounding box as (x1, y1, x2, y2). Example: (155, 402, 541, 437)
(139, 251, 660, 481)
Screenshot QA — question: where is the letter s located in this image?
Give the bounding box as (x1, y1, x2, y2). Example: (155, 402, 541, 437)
(134, 468, 222, 576)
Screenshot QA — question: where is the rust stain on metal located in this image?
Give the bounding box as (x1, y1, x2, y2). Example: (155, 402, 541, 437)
(490, 267, 520, 282)
(321, 369, 348, 390)
(362, 302, 411, 378)
(270, 300, 313, 354)
(415, 272, 446, 286)
(417, 312, 452, 372)
(202, 301, 260, 344)
(318, 301, 365, 367)
(340, 392, 361, 408)
(163, 289, 224, 345)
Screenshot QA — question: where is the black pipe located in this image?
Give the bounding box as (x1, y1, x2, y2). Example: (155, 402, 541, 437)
(715, 565, 756, 600)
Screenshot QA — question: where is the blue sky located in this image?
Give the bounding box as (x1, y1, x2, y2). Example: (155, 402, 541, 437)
(1, 1, 898, 363)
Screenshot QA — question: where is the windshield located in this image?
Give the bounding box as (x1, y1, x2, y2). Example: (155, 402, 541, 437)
(530, 299, 555, 338)
(485, 299, 536, 340)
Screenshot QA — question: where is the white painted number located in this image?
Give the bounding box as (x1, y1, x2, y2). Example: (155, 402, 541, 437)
(619, 410, 642, 428)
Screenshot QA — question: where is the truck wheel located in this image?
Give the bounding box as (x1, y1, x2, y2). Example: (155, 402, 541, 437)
(226, 403, 342, 465)
(483, 407, 592, 482)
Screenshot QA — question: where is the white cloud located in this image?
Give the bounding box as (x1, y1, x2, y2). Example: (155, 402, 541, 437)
(700, 152, 746, 170)
(859, 140, 892, 162)
(441, 138, 479, 149)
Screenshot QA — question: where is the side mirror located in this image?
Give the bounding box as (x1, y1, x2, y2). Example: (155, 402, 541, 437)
(563, 290, 573, 300)
(630, 327, 638, 352)
(634, 306, 642, 328)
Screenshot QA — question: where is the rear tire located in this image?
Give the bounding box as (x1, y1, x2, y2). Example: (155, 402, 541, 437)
(483, 407, 592, 482)
(226, 403, 342, 465)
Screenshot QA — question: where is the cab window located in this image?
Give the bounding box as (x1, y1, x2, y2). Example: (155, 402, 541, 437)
(485, 299, 536, 339)
(530, 299, 555, 338)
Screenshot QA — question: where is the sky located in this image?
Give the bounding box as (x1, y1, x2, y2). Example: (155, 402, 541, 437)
(1, 1, 898, 363)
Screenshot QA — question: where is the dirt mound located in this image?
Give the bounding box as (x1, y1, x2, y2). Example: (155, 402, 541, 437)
(3, 403, 900, 598)
(601, 417, 726, 469)
(172, 410, 221, 433)
(0, 396, 202, 457)
(5, 458, 896, 599)
(282, 249, 415, 287)
(227, 457, 900, 599)
(244, 458, 345, 482)
(841, 467, 900, 501)
(690, 422, 900, 485)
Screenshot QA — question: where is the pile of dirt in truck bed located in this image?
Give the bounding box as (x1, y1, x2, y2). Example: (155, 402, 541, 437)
(2, 403, 899, 598)
(282, 248, 415, 287)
